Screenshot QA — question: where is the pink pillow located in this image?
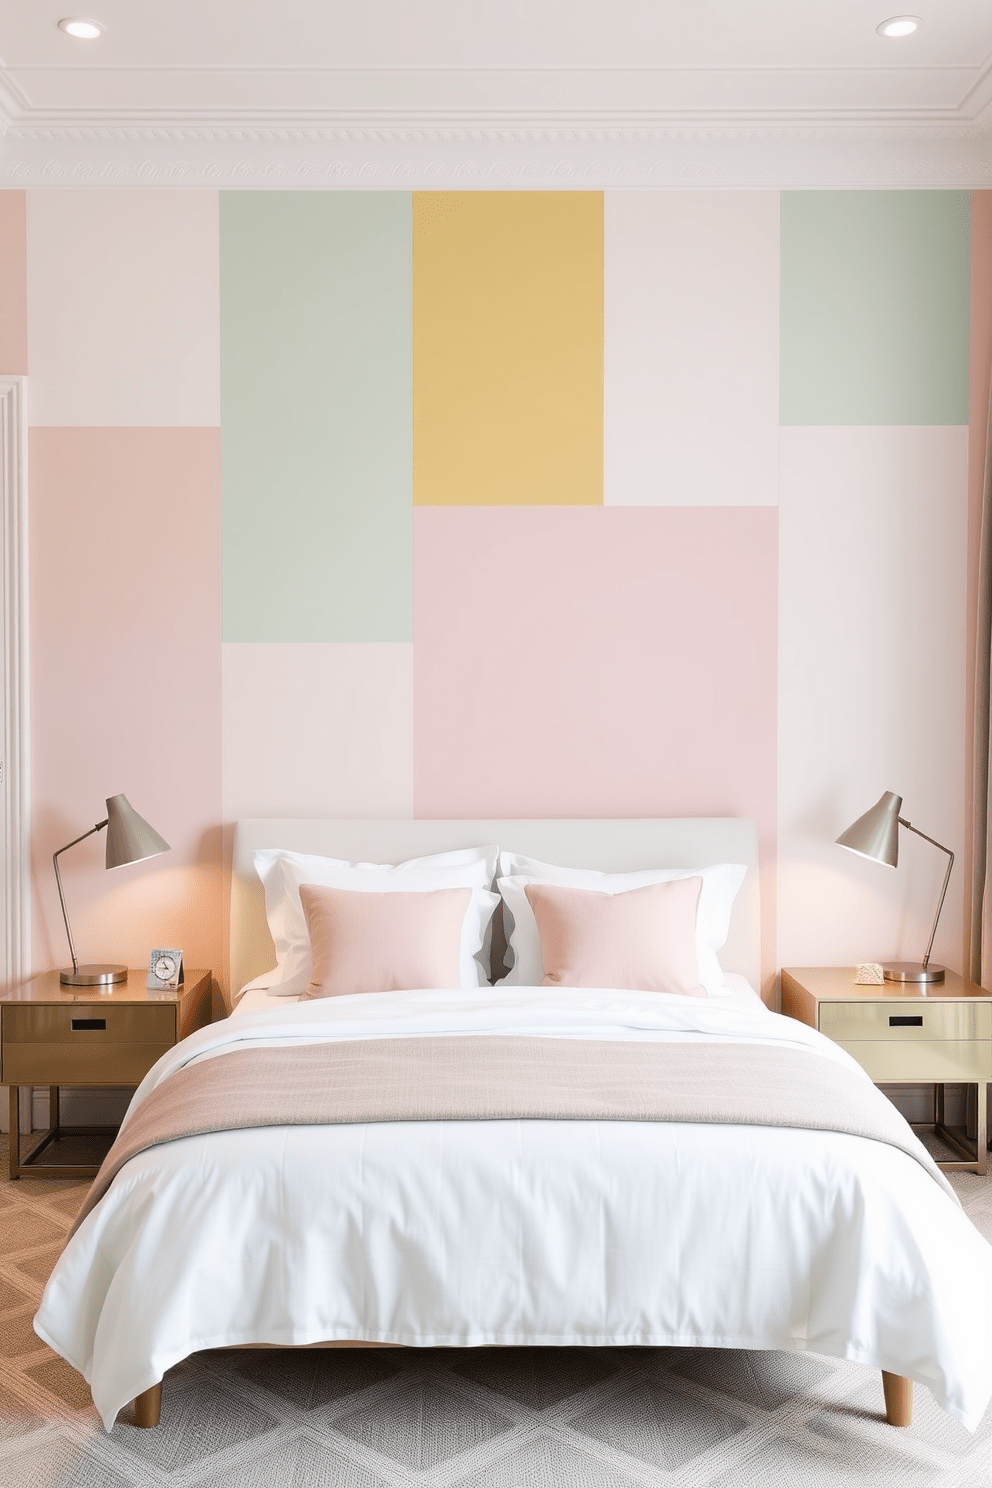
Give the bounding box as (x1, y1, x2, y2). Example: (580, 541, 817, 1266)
(523, 877, 706, 995)
(299, 884, 472, 998)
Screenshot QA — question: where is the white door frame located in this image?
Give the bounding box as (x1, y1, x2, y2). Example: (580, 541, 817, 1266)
(0, 377, 31, 1134)
(1, 377, 29, 986)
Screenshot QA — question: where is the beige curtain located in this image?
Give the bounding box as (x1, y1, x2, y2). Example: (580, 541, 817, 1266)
(971, 374, 992, 1141)
(971, 368, 992, 988)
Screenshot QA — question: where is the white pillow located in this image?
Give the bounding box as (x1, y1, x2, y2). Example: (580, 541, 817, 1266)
(496, 852, 746, 995)
(253, 845, 500, 996)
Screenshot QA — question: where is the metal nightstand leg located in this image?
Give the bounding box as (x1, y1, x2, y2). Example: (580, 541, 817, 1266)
(8, 1086, 17, 1179)
(7, 1084, 116, 1179)
(980, 1086, 988, 1174)
(925, 1081, 988, 1175)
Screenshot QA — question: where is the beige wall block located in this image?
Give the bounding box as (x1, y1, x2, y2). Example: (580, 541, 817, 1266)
(778, 424, 968, 974)
(26, 190, 219, 426)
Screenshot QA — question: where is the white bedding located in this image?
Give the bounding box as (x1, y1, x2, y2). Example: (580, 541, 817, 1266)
(230, 970, 767, 1016)
(35, 986, 992, 1432)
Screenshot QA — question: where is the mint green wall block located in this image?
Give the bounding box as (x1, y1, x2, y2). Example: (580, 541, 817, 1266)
(780, 191, 971, 426)
(221, 193, 412, 640)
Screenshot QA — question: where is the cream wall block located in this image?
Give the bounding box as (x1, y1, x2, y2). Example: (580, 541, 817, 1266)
(778, 425, 968, 974)
(26, 190, 220, 426)
(604, 191, 780, 507)
(222, 643, 414, 821)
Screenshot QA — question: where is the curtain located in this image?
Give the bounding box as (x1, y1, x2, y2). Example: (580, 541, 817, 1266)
(971, 364, 992, 988)
(971, 196, 992, 990)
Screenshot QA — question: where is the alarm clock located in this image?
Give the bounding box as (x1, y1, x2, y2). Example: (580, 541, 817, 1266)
(148, 948, 184, 990)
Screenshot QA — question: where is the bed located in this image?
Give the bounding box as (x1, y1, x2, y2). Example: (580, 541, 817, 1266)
(33, 817, 992, 1435)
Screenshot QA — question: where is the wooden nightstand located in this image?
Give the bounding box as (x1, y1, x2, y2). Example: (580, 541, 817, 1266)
(782, 967, 992, 1174)
(1, 968, 212, 1179)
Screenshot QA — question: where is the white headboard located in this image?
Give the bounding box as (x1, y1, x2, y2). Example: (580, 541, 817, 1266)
(231, 817, 760, 997)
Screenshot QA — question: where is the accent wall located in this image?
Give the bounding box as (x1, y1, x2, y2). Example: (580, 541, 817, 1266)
(0, 186, 983, 1009)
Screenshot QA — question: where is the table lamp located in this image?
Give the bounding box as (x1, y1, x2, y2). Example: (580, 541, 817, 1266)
(836, 790, 953, 984)
(54, 793, 170, 986)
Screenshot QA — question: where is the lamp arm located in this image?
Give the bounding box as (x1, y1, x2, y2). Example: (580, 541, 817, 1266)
(53, 819, 109, 975)
(899, 817, 954, 971)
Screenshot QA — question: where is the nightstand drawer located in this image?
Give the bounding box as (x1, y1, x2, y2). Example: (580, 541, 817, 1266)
(1, 1003, 176, 1086)
(818, 1000, 990, 1043)
(834, 1039, 990, 1084)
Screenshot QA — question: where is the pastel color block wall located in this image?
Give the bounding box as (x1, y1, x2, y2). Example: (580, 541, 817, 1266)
(20, 191, 224, 989)
(413, 192, 603, 506)
(221, 192, 412, 642)
(0, 185, 983, 1008)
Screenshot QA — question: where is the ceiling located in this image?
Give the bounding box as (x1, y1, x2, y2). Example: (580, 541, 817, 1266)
(1, 1, 991, 189)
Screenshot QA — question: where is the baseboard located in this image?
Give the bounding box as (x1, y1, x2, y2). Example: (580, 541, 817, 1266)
(879, 1083, 972, 1129)
(0, 1086, 33, 1133)
(29, 1087, 134, 1130)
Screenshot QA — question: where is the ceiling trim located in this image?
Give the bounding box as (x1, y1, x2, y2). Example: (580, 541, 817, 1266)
(4, 61, 989, 75)
(4, 53, 992, 127)
(6, 113, 992, 132)
(2, 124, 990, 190)
(3, 98, 991, 131)
(3, 46, 992, 189)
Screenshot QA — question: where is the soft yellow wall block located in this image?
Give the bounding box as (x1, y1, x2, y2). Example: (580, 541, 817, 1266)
(414, 192, 603, 505)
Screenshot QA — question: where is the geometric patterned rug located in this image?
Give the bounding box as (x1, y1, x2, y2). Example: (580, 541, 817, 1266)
(3, 1134, 992, 1488)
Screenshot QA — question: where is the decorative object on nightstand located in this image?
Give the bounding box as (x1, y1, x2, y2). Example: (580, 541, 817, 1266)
(148, 949, 184, 990)
(0, 967, 213, 1179)
(836, 791, 954, 984)
(782, 966, 989, 1173)
(54, 793, 170, 986)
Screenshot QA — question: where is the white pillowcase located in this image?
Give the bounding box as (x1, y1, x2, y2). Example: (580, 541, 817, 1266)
(496, 852, 746, 995)
(253, 845, 500, 996)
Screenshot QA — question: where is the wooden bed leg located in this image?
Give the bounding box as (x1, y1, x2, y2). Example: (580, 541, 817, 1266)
(132, 1383, 162, 1429)
(882, 1371, 912, 1427)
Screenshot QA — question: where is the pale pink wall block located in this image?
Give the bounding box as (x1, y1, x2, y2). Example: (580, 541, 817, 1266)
(30, 428, 223, 987)
(604, 192, 780, 507)
(223, 642, 414, 821)
(26, 191, 220, 426)
(414, 506, 778, 993)
(0, 191, 28, 374)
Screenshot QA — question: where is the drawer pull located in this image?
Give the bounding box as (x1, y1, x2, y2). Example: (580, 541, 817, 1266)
(889, 1015, 923, 1028)
(70, 1017, 106, 1031)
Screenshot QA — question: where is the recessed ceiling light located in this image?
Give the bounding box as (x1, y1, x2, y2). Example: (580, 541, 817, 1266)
(876, 16, 922, 38)
(57, 18, 105, 40)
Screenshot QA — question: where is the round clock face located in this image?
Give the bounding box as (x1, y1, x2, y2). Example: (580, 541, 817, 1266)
(154, 954, 176, 981)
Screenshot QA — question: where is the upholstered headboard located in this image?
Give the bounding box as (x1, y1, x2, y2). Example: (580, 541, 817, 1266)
(230, 817, 760, 998)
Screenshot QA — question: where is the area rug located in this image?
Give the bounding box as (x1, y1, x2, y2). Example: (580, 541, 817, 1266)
(2, 1135, 992, 1488)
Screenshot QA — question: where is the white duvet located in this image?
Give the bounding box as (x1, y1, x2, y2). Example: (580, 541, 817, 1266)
(35, 985, 992, 1432)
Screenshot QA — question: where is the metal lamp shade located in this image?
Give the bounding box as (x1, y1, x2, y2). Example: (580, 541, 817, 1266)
(104, 793, 170, 869)
(835, 791, 902, 868)
(55, 793, 171, 986)
(835, 790, 954, 985)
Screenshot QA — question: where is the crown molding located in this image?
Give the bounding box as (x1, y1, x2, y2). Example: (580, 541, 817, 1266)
(2, 51, 991, 189)
(4, 57, 992, 118)
(1, 120, 991, 189)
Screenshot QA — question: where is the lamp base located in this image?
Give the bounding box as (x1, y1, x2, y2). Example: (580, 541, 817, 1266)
(59, 964, 127, 987)
(883, 962, 946, 985)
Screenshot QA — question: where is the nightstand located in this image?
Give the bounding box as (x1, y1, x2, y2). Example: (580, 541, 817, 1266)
(782, 967, 991, 1175)
(1, 968, 212, 1179)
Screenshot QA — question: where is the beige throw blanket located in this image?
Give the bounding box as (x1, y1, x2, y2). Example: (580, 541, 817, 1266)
(71, 1034, 953, 1238)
